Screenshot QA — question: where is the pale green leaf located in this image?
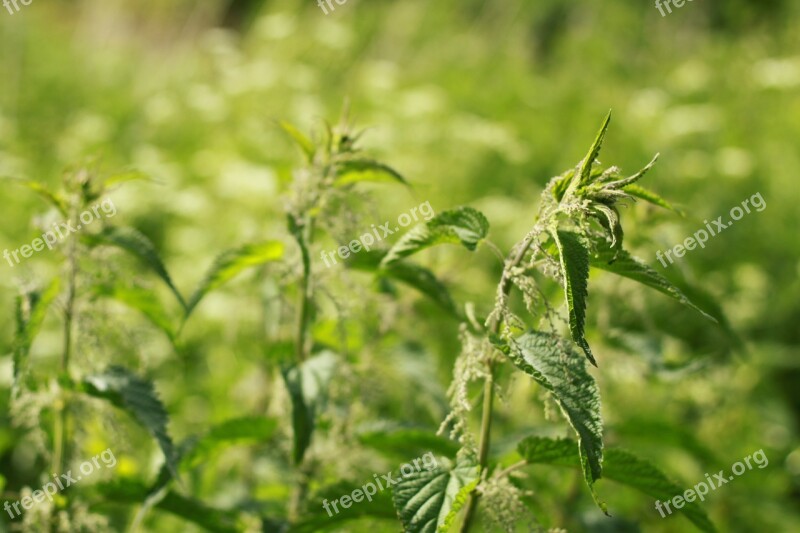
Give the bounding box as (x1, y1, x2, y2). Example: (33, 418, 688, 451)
(623, 183, 684, 215)
(13, 277, 61, 387)
(92, 284, 176, 343)
(551, 229, 596, 365)
(579, 111, 612, 184)
(381, 207, 489, 266)
(185, 241, 284, 317)
(279, 120, 316, 162)
(334, 159, 408, 187)
(92, 226, 186, 311)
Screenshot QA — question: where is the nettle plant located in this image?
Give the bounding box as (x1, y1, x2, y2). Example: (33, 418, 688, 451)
(374, 113, 720, 533)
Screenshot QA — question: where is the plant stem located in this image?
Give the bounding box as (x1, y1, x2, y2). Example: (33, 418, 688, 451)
(459, 234, 535, 533)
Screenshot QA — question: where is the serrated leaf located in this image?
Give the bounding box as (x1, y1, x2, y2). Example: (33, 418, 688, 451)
(83, 366, 178, 479)
(518, 437, 715, 532)
(392, 457, 479, 533)
(382, 207, 489, 266)
(623, 184, 684, 215)
(92, 284, 176, 343)
(551, 230, 596, 365)
(185, 241, 284, 317)
(501, 332, 603, 486)
(588, 239, 716, 323)
(334, 159, 408, 187)
(281, 351, 338, 465)
(92, 226, 186, 311)
(279, 120, 316, 162)
(13, 277, 60, 389)
(579, 111, 612, 185)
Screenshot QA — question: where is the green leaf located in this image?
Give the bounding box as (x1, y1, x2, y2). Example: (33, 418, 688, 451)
(501, 332, 603, 487)
(334, 159, 408, 187)
(623, 183, 684, 215)
(180, 417, 278, 470)
(292, 483, 397, 533)
(392, 457, 479, 533)
(357, 427, 460, 462)
(381, 207, 489, 266)
(13, 277, 60, 388)
(92, 284, 176, 343)
(588, 240, 716, 323)
(518, 437, 715, 533)
(2, 178, 68, 216)
(592, 204, 623, 250)
(579, 111, 612, 185)
(96, 479, 245, 533)
(83, 366, 178, 479)
(92, 226, 186, 311)
(185, 241, 284, 317)
(102, 170, 155, 190)
(551, 230, 596, 365)
(279, 120, 316, 162)
(602, 153, 659, 190)
(281, 351, 338, 465)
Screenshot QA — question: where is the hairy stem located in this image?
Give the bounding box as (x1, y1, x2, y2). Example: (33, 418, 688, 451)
(460, 234, 536, 533)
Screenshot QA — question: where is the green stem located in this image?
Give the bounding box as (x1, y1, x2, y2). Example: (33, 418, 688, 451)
(459, 234, 535, 533)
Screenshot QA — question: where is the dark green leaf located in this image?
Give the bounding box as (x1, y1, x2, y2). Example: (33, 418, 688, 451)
(92, 226, 186, 311)
(551, 229, 595, 365)
(589, 240, 716, 323)
(185, 241, 284, 317)
(502, 332, 603, 487)
(517, 437, 715, 532)
(281, 351, 338, 465)
(83, 366, 178, 479)
(382, 207, 489, 266)
(392, 457, 479, 533)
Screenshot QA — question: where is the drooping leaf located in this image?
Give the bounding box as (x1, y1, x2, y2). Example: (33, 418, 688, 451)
(357, 427, 460, 462)
(2, 177, 68, 216)
(518, 437, 716, 532)
(292, 482, 397, 533)
(499, 332, 603, 488)
(180, 417, 278, 470)
(96, 479, 244, 533)
(334, 159, 408, 187)
(392, 457, 479, 533)
(91, 226, 186, 311)
(13, 277, 61, 388)
(102, 170, 155, 190)
(579, 111, 612, 185)
(279, 120, 316, 162)
(551, 229, 596, 365)
(592, 204, 623, 250)
(623, 183, 684, 215)
(92, 283, 176, 343)
(589, 239, 716, 323)
(281, 351, 338, 465)
(83, 366, 178, 479)
(382, 207, 489, 266)
(185, 241, 284, 317)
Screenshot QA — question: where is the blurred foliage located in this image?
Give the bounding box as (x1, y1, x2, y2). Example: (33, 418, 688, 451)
(1, 0, 799, 532)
